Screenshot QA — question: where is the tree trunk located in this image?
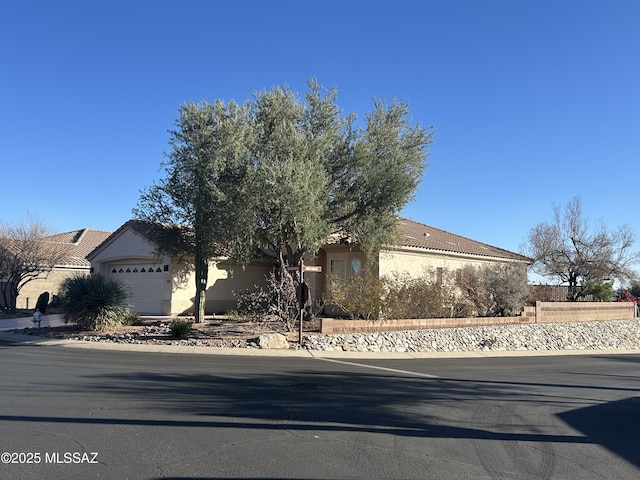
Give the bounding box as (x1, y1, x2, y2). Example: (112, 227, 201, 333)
(194, 251, 208, 324)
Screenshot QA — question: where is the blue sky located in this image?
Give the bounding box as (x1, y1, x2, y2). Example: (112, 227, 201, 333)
(1, 0, 638, 259)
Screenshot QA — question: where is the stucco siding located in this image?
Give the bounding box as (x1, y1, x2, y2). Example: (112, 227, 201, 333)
(378, 247, 520, 279)
(169, 260, 272, 315)
(90, 229, 162, 266)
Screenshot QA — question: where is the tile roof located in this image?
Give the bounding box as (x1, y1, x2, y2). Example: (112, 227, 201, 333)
(46, 229, 112, 267)
(396, 218, 531, 262)
(95, 218, 531, 264)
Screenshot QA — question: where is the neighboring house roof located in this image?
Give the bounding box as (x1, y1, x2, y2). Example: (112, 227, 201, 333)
(395, 218, 531, 263)
(46, 229, 112, 267)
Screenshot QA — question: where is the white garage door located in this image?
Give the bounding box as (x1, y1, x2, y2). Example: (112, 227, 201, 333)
(107, 263, 165, 314)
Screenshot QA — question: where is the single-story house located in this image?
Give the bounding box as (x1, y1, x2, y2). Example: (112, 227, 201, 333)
(10, 228, 112, 310)
(88, 218, 531, 316)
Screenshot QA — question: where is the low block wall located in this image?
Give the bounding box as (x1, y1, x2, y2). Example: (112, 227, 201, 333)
(320, 302, 636, 334)
(535, 301, 635, 323)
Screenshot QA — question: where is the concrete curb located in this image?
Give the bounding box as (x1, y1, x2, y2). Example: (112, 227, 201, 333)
(1, 330, 639, 359)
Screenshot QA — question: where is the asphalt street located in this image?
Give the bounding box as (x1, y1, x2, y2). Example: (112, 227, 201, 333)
(0, 334, 639, 480)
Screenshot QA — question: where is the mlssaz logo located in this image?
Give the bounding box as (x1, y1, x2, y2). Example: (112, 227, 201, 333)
(45, 452, 99, 464)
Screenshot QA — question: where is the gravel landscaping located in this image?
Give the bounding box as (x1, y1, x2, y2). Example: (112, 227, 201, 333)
(304, 318, 640, 353)
(10, 317, 639, 353)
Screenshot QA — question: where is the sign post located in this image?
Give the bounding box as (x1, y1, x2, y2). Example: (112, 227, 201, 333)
(292, 260, 322, 346)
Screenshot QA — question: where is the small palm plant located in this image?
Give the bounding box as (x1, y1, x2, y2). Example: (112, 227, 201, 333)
(59, 274, 132, 330)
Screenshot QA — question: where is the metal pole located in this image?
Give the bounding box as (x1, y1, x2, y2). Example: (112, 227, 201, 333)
(299, 259, 304, 346)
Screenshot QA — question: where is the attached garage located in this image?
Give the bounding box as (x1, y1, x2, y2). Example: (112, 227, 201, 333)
(87, 221, 269, 316)
(106, 263, 167, 314)
(88, 223, 175, 315)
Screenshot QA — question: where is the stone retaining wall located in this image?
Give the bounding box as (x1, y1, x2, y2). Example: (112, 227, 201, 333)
(320, 301, 636, 334)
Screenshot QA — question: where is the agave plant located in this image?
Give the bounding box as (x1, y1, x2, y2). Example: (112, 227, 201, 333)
(59, 274, 131, 330)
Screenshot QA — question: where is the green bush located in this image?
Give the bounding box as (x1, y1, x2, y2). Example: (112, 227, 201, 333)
(122, 312, 144, 326)
(59, 274, 132, 330)
(328, 264, 530, 320)
(327, 269, 386, 320)
(385, 272, 461, 319)
(327, 269, 464, 320)
(169, 319, 193, 337)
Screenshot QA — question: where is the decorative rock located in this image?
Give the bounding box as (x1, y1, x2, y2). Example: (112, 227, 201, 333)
(257, 333, 290, 349)
(303, 319, 639, 353)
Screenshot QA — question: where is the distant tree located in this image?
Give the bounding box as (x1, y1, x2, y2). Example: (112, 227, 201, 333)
(136, 79, 433, 324)
(0, 216, 65, 312)
(523, 197, 640, 300)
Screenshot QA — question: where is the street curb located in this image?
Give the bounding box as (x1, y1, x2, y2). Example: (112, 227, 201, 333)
(1, 330, 639, 359)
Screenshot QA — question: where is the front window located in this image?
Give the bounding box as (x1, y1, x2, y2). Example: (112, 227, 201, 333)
(351, 258, 362, 277)
(330, 259, 346, 283)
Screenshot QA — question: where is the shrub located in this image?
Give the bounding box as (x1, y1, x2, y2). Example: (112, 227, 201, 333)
(385, 272, 462, 319)
(326, 269, 386, 320)
(169, 319, 193, 337)
(457, 264, 529, 316)
(59, 274, 132, 330)
(233, 270, 300, 331)
(122, 312, 144, 326)
(327, 269, 464, 320)
(35, 291, 50, 314)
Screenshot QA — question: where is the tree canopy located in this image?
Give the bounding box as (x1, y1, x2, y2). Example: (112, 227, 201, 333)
(524, 197, 640, 300)
(135, 79, 433, 322)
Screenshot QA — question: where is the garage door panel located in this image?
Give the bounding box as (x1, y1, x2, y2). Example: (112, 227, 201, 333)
(107, 263, 165, 314)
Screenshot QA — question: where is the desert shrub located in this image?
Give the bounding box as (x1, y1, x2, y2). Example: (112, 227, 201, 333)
(169, 319, 193, 337)
(234, 270, 300, 331)
(35, 291, 50, 314)
(326, 269, 387, 320)
(328, 264, 530, 320)
(59, 274, 132, 330)
(580, 279, 615, 301)
(122, 312, 144, 326)
(234, 286, 271, 322)
(484, 264, 530, 316)
(457, 264, 529, 316)
(385, 272, 461, 319)
(327, 269, 464, 320)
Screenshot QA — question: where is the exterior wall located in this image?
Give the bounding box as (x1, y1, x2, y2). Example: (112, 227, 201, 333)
(90, 229, 163, 268)
(169, 260, 273, 315)
(535, 301, 636, 323)
(90, 227, 275, 316)
(377, 247, 513, 279)
(320, 302, 637, 334)
(15, 266, 89, 310)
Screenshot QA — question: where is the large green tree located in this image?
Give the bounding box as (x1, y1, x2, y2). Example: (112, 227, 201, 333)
(136, 80, 432, 323)
(135, 99, 253, 322)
